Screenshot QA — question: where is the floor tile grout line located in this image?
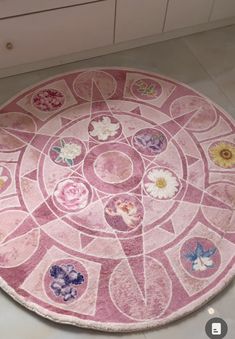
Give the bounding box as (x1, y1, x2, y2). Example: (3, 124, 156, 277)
(182, 35, 234, 103)
(208, 0, 216, 22)
(182, 35, 235, 114)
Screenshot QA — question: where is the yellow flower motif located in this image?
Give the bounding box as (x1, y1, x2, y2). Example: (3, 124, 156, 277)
(209, 142, 235, 168)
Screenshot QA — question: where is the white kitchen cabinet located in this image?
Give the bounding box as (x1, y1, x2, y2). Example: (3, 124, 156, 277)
(210, 0, 235, 21)
(0, 0, 235, 76)
(164, 0, 214, 32)
(0, 0, 95, 18)
(0, 0, 115, 68)
(115, 0, 168, 43)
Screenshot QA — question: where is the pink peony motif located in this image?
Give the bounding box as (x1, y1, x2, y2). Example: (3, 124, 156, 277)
(54, 179, 89, 211)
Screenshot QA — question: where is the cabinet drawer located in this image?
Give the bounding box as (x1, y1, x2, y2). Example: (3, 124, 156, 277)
(0, 0, 96, 18)
(115, 0, 167, 43)
(0, 0, 115, 69)
(210, 0, 235, 21)
(164, 0, 213, 32)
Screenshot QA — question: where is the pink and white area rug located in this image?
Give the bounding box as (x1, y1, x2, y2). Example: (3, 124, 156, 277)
(0, 68, 234, 332)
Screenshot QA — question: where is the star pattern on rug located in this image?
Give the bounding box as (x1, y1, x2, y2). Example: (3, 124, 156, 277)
(0, 69, 234, 332)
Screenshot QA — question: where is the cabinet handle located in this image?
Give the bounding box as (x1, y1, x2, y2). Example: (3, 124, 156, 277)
(6, 42, 13, 50)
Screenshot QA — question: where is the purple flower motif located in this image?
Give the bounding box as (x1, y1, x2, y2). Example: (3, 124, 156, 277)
(134, 133, 166, 153)
(50, 265, 64, 279)
(61, 264, 84, 285)
(50, 264, 84, 302)
(61, 286, 77, 302)
(51, 278, 66, 296)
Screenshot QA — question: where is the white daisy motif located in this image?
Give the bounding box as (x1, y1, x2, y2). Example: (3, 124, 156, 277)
(0, 167, 8, 190)
(89, 116, 120, 141)
(145, 168, 179, 199)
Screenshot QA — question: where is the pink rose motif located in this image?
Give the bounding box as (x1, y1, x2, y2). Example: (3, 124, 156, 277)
(54, 179, 90, 211)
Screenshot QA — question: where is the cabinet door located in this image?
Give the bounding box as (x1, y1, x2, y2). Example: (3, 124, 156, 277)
(164, 0, 214, 32)
(115, 0, 167, 43)
(0, 0, 115, 69)
(210, 0, 235, 21)
(0, 0, 96, 18)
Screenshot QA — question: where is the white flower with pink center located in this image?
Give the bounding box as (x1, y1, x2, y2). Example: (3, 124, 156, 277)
(54, 179, 89, 211)
(89, 116, 120, 141)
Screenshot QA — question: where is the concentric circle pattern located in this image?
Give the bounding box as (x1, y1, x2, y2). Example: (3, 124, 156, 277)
(0, 68, 234, 332)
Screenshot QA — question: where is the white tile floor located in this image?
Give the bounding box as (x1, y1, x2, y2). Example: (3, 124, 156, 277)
(0, 24, 234, 339)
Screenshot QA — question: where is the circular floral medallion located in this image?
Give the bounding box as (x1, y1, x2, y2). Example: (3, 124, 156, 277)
(88, 115, 122, 142)
(144, 167, 180, 199)
(180, 237, 221, 279)
(209, 141, 235, 169)
(53, 178, 92, 212)
(133, 128, 167, 156)
(44, 259, 88, 304)
(104, 194, 144, 232)
(131, 78, 162, 100)
(49, 137, 85, 167)
(32, 89, 65, 112)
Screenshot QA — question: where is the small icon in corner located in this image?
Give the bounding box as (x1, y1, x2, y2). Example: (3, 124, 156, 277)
(212, 322, 221, 335)
(205, 318, 228, 339)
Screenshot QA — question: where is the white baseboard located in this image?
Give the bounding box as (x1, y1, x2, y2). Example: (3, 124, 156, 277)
(0, 16, 235, 79)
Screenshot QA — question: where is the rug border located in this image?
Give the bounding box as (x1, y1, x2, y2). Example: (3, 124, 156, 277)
(0, 67, 234, 332)
(0, 269, 234, 332)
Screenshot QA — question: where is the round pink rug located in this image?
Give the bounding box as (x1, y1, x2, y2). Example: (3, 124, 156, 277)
(0, 68, 234, 332)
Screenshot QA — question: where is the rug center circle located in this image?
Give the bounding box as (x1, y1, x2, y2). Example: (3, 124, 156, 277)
(94, 151, 133, 184)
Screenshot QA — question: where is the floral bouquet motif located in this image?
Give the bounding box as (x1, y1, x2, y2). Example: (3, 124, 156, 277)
(135, 80, 157, 97)
(105, 199, 141, 228)
(33, 89, 65, 111)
